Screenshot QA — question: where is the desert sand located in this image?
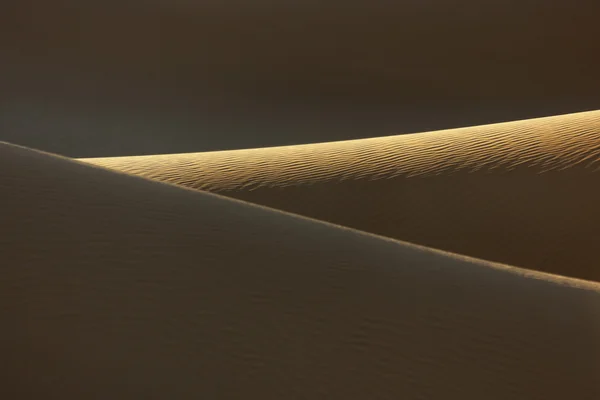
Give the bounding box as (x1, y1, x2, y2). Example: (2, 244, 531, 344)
(2, 109, 600, 398)
(82, 110, 600, 281)
(2, 2, 600, 398)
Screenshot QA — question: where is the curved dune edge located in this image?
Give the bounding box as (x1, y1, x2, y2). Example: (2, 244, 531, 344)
(1, 141, 599, 398)
(81, 110, 600, 282)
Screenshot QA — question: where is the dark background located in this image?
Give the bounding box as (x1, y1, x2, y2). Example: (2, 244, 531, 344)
(1, 1, 599, 158)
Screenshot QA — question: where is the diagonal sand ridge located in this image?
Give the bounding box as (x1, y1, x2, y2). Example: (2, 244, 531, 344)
(82, 110, 600, 281)
(1, 141, 599, 399)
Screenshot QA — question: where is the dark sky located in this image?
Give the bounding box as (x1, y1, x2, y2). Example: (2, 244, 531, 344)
(1, 1, 599, 157)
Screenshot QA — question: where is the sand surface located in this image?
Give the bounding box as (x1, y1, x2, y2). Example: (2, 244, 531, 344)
(83, 110, 600, 281)
(1, 110, 600, 398)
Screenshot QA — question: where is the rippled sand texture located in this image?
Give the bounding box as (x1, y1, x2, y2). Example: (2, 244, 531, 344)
(83, 110, 600, 281)
(2, 139, 599, 399)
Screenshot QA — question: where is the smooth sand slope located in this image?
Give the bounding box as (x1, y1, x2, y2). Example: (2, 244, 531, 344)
(83, 110, 600, 282)
(2, 142, 599, 399)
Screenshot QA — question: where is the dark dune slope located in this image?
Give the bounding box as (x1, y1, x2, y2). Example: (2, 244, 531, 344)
(2, 141, 599, 398)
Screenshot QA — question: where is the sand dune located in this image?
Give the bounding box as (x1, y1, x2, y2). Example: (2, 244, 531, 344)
(82, 110, 600, 282)
(2, 141, 599, 398)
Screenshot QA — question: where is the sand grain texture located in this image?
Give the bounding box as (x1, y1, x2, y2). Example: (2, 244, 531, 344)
(2, 141, 599, 398)
(83, 110, 600, 281)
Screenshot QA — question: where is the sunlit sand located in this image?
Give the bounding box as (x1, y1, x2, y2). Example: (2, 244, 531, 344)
(82, 110, 600, 281)
(1, 109, 599, 398)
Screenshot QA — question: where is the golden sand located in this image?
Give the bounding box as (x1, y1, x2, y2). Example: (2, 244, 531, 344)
(83, 110, 600, 281)
(1, 111, 599, 398)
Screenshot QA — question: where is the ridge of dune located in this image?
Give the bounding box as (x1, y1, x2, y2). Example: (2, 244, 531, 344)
(2, 141, 599, 398)
(81, 110, 600, 281)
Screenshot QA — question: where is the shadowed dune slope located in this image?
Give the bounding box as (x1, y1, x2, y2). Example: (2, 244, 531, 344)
(83, 110, 600, 281)
(2, 142, 599, 399)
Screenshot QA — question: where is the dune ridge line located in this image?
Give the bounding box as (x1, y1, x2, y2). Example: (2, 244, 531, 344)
(81, 110, 600, 281)
(1, 141, 600, 398)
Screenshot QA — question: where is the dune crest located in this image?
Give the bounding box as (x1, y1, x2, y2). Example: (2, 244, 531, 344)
(2, 141, 599, 398)
(82, 110, 600, 281)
